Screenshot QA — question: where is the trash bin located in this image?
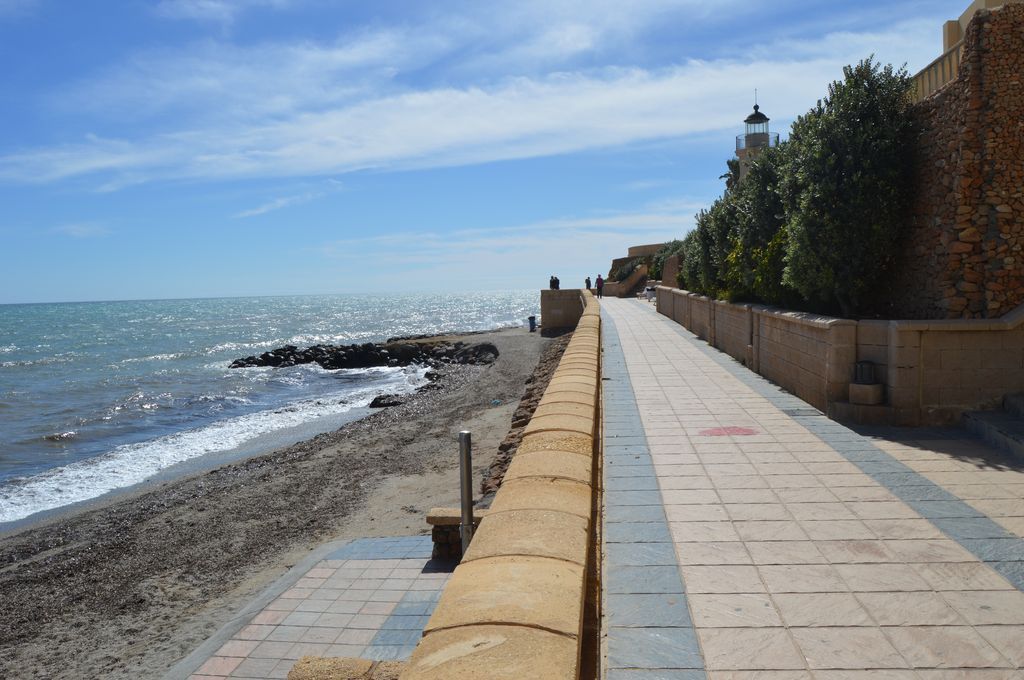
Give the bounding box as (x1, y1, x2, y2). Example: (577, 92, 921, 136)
(528, 315, 537, 332)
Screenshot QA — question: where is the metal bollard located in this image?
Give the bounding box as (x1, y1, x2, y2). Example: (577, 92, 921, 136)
(458, 430, 474, 555)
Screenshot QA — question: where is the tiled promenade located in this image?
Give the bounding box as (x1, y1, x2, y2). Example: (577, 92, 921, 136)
(601, 297, 1024, 679)
(165, 536, 451, 680)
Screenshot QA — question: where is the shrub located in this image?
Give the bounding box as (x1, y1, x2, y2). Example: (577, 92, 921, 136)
(678, 228, 707, 293)
(780, 57, 915, 316)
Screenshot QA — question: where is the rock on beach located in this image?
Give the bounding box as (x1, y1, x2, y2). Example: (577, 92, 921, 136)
(228, 340, 499, 370)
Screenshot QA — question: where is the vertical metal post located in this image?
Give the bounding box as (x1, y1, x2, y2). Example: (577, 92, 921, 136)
(458, 430, 474, 555)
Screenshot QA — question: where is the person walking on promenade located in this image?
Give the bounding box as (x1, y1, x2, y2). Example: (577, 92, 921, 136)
(595, 275, 604, 298)
(585, 276, 592, 290)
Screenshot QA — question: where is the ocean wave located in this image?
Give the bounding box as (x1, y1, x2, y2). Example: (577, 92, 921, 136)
(208, 340, 277, 354)
(120, 352, 190, 364)
(1, 353, 81, 369)
(0, 345, 16, 354)
(0, 365, 428, 523)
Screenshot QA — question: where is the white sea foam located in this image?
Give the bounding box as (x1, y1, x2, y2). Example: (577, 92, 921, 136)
(120, 352, 189, 363)
(0, 365, 427, 523)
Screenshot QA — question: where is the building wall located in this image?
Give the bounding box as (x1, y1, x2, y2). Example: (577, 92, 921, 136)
(627, 243, 665, 258)
(889, 4, 1024, 319)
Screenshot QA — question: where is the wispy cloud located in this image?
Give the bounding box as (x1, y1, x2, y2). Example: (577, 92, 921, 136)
(155, 0, 294, 25)
(53, 223, 111, 238)
(233, 191, 319, 218)
(0, 8, 938, 189)
(315, 204, 695, 289)
(0, 0, 38, 18)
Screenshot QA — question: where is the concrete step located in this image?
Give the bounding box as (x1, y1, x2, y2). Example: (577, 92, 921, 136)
(1002, 392, 1024, 418)
(963, 408, 1024, 461)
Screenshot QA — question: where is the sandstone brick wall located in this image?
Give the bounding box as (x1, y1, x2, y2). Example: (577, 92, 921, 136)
(687, 294, 712, 342)
(713, 301, 752, 366)
(657, 287, 1024, 426)
(888, 3, 1024, 319)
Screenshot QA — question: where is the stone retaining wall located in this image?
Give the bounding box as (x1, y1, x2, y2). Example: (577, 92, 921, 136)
(657, 287, 1024, 426)
(887, 3, 1024, 319)
(402, 290, 601, 679)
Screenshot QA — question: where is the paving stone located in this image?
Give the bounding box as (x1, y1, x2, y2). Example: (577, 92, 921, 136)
(600, 299, 1024, 677)
(607, 626, 704, 669)
(606, 565, 686, 594)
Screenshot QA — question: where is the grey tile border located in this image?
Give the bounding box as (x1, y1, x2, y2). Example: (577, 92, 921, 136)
(606, 671, 707, 680)
(602, 310, 706, 675)
(606, 626, 705, 670)
(634, 300, 1024, 592)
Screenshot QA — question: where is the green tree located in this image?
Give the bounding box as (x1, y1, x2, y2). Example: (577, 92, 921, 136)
(723, 144, 799, 305)
(780, 57, 915, 316)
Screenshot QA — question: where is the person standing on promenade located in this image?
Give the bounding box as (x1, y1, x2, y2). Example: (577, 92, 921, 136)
(549, 275, 557, 290)
(585, 276, 591, 290)
(595, 275, 604, 298)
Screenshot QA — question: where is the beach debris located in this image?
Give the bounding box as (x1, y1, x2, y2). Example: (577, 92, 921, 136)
(368, 395, 403, 408)
(228, 340, 499, 370)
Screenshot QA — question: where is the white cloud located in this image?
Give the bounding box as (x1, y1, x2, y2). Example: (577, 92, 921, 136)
(0, 0, 37, 18)
(232, 191, 319, 218)
(0, 12, 940, 188)
(315, 205, 696, 290)
(53, 223, 111, 238)
(155, 0, 294, 25)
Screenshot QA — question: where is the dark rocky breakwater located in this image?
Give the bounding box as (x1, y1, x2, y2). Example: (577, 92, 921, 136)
(229, 340, 500, 371)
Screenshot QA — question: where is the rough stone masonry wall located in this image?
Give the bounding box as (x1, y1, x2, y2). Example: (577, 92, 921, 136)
(888, 4, 1024, 319)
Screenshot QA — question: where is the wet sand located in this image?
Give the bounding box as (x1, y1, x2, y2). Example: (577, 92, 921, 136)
(0, 327, 558, 679)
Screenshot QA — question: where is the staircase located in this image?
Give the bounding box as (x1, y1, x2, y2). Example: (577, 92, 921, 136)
(963, 393, 1024, 460)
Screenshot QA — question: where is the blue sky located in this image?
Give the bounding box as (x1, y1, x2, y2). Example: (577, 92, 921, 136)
(0, 0, 965, 303)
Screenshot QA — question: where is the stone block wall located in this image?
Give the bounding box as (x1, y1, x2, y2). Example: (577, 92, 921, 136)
(687, 293, 712, 342)
(714, 301, 752, 367)
(657, 287, 1024, 425)
(541, 289, 585, 329)
(888, 3, 1024, 319)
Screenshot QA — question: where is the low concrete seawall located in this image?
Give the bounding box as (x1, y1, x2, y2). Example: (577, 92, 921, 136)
(656, 286, 1024, 426)
(402, 291, 601, 679)
(541, 288, 586, 329)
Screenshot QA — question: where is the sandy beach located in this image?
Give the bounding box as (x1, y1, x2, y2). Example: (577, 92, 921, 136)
(0, 327, 564, 679)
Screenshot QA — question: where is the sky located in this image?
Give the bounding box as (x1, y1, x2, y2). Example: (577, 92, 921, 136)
(0, 0, 967, 303)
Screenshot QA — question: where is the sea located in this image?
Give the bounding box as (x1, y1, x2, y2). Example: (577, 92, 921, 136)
(0, 292, 538, 525)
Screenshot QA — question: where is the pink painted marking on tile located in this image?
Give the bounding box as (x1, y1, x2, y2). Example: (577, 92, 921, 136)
(699, 426, 760, 436)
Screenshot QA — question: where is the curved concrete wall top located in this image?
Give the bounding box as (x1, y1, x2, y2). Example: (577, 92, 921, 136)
(401, 290, 601, 679)
(626, 243, 665, 258)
